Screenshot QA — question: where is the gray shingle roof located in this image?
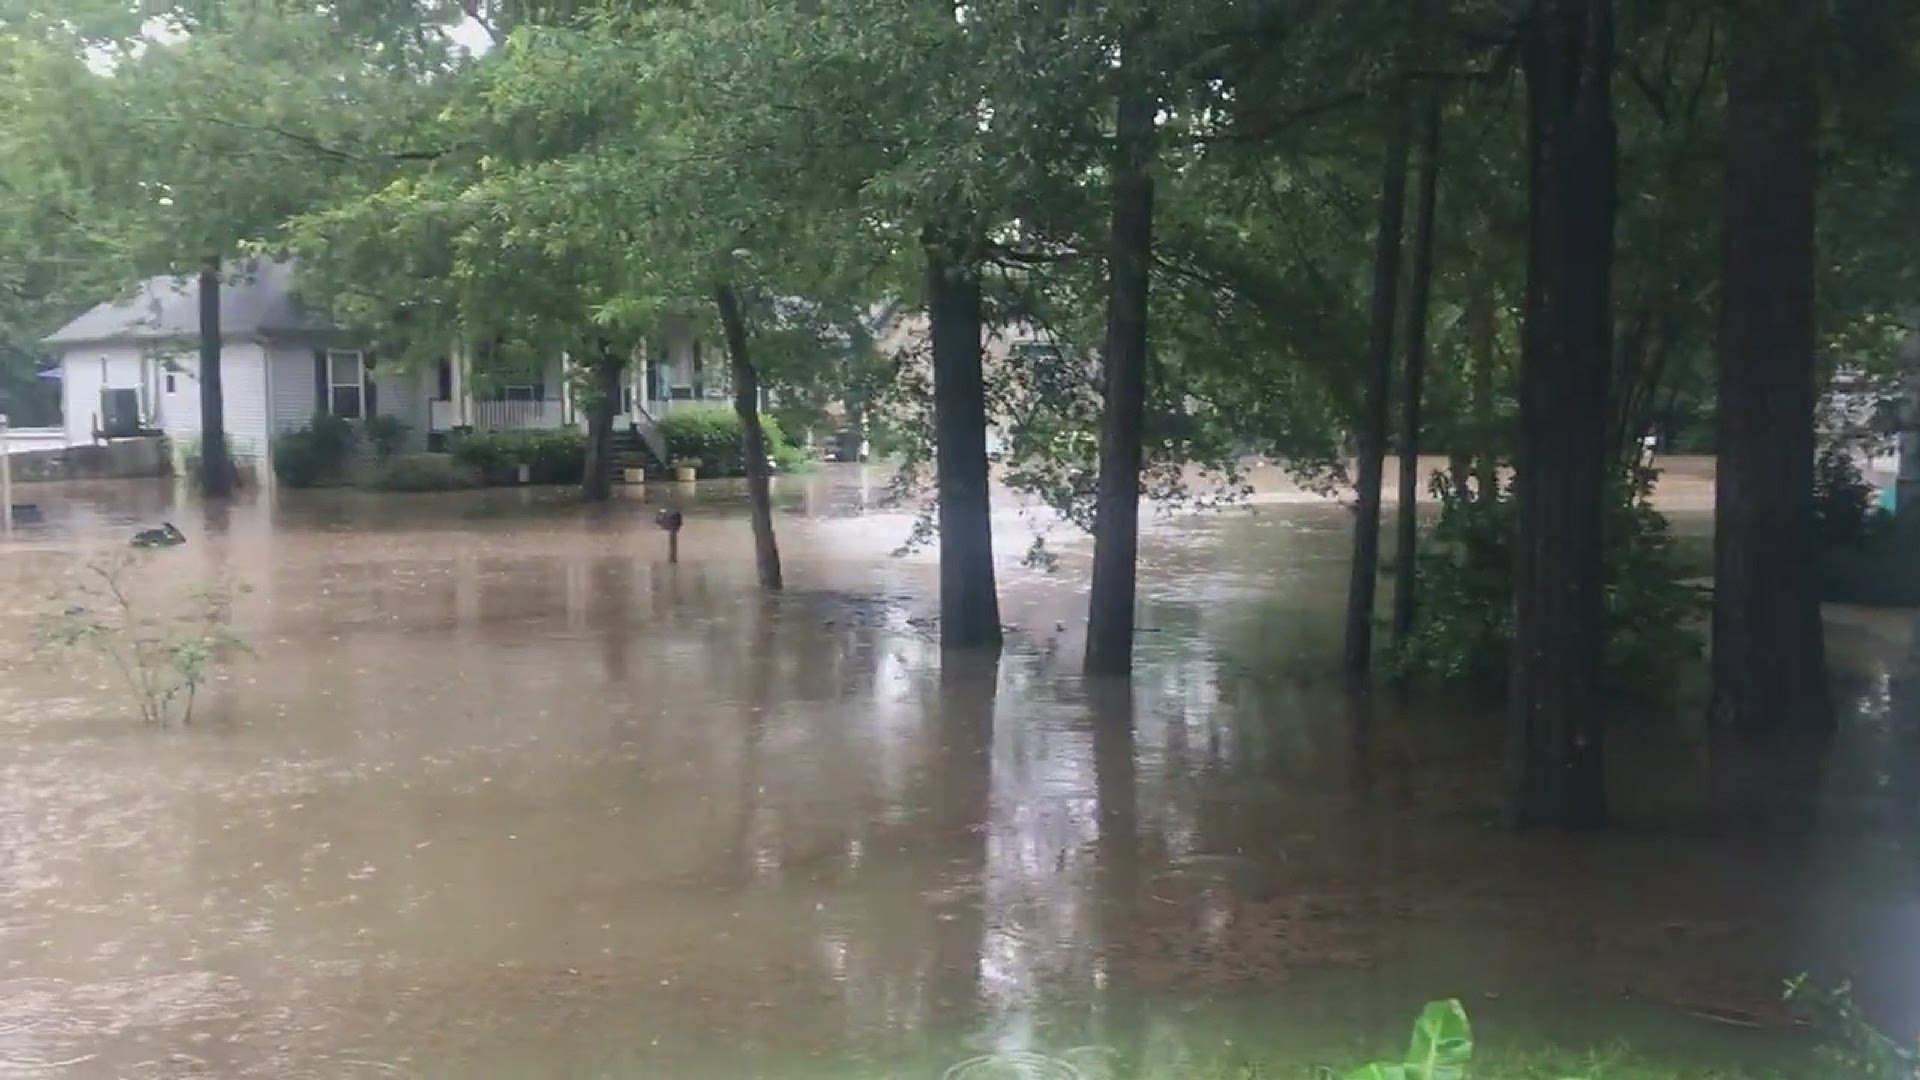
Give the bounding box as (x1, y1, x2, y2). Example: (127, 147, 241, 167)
(43, 259, 340, 346)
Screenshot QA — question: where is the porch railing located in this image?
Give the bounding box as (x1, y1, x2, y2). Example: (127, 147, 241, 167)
(429, 399, 567, 432)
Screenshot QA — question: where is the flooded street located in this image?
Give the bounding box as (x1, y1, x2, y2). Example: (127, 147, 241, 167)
(0, 465, 1916, 1077)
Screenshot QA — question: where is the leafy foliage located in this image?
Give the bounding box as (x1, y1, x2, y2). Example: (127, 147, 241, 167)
(1394, 469, 1707, 692)
(38, 553, 247, 726)
(658, 406, 800, 478)
(364, 415, 410, 462)
(271, 412, 357, 489)
(1785, 976, 1920, 1080)
(1344, 1000, 1476, 1080)
(1812, 446, 1878, 552)
(450, 429, 587, 486)
(369, 452, 482, 492)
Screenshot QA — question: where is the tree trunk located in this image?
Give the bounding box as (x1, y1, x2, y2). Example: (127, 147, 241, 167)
(716, 282, 784, 592)
(925, 228, 1002, 650)
(1391, 86, 1445, 650)
(196, 256, 233, 497)
(580, 346, 622, 503)
(1511, 0, 1616, 830)
(1710, 0, 1830, 735)
(1341, 57, 1415, 685)
(1467, 268, 1499, 503)
(1085, 72, 1156, 678)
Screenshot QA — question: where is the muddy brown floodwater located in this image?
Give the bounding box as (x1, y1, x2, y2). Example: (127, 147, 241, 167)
(0, 465, 1916, 1078)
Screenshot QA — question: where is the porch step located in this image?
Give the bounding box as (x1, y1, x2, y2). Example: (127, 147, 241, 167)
(607, 427, 662, 482)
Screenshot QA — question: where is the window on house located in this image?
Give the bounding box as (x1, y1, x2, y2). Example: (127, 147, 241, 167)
(328, 350, 365, 419)
(503, 384, 536, 402)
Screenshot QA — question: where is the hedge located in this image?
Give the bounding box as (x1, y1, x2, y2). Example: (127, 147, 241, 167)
(449, 429, 587, 485)
(658, 406, 803, 477)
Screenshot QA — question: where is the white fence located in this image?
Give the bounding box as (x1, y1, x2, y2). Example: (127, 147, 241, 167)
(0, 427, 69, 454)
(429, 399, 567, 433)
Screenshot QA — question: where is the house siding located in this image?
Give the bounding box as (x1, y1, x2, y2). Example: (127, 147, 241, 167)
(266, 343, 430, 451)
(60, 344, 160, 445)
(156, 343, 271, 463)
(266, 342, 322, 435)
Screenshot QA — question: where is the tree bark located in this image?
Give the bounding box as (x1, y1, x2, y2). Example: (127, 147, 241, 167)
(1511, 0, 1616, 830)
(580, 346, 622, 503)
(1391, 86, 1445, 650)
(716, 282, 784, 592)
(925, 228, 1002, 650)
(196, 256, 233, 497)
(1467, 268, 1499, 503)
(1085, 71, 1156, 678)
(1341, 56, 1415, 685)
(1710, 0, 1830, 735)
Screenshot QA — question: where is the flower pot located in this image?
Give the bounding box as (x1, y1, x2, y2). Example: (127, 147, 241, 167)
(674, 464, 698, 483)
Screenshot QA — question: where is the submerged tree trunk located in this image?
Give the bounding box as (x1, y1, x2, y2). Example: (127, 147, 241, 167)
(1511, 0, 1616, 830)
(1711, 0, 1829, 735)
(1085, 71, 1156, 678)
(924, 229, 1001, 650)
(716, 282, 784, 592)
(196, 256, 233, 497)
(1391, 87, 1445, 651)
(1467, 268, 1500, 503)
(580, 347, 622, 503)
(1341, 59, 1415, 685)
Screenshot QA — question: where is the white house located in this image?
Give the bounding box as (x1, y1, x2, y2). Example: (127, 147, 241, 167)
(44, 259, 731, 477)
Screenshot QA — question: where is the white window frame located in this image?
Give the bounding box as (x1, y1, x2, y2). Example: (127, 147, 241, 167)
(327, 349, 366, 419)
(502, 384, 536, 402)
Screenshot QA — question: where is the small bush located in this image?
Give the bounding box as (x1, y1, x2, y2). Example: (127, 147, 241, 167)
(450, 429, 586, 485)
(368, 453, 481, 492)
(365, 415, 410, 462)
(272, 413, 357, 488)
(658, 406, 800, 477)
(1394, 466, 1707, 693)
(1813, 446, 1876, 551)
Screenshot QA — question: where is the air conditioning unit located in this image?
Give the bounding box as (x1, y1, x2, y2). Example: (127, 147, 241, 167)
(99, 388, 142, 438)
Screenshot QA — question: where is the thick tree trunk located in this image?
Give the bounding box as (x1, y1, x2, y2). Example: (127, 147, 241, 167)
(1511, 0, 1616, 830)
(580, 347, 622, 503)
(1391, 87, 1445, 650)
(196, 256, 233, 497)
(1085, 76, 1156, 678)
(1467, 269, 1499, 503)
(1341, 63, 1415, 685)
(1711, 0, 1830, 735)
(716, 282, 784, 592)
(924, 229, 1002, 650)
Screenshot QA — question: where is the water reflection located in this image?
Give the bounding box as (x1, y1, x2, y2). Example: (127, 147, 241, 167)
(0, 469, 1913, 1075)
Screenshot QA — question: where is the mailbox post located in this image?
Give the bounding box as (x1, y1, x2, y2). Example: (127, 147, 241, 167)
(655, 507, 684, 563)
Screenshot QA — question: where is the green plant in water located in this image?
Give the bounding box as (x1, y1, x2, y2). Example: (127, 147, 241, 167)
(1344, 1000, 1476, 1080)
(39, 553, 248, 726)
(1785, 975, 1920, 1079)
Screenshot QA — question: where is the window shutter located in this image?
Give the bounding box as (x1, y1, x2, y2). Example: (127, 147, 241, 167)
(363, 353, 378, 418)
(314, 350, 328, 414)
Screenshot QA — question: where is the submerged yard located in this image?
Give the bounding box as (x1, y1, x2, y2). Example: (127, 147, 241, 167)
(0, 465, 1913, 1077)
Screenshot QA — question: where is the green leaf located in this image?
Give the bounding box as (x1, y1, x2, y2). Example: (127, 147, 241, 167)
(1345, 1065, 1409, 1080)
(1404, 1000, 1473, 1080)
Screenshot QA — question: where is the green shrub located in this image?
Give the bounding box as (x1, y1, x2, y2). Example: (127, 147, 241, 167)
(368, 453, 481, 492)
(365, 415, 410, 462)
(1393, 466, 1707, 693)
(450, 429, 586, 485)
(272, 413, 357, 488)
(1813, 445, 1876, 551)
(658, 406, 800, 477)
(1810, 446, 1920, 605)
